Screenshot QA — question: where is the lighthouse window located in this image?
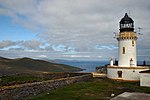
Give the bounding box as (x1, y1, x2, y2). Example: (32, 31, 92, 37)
(123, 47, 125, 54)
(132, 41, 134, 46)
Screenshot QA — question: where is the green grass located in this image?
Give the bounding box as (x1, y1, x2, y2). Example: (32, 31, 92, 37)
(29, 78, 150, 100)
(1, 76, 51, 82)
(0, 75, 52, 86)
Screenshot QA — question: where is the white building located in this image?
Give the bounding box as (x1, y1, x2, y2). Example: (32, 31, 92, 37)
(107, 13, 149, 81)
(140, 70, 150, 87)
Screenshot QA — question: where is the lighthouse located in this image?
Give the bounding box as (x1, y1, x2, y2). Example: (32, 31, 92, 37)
(118, 13, 137, 67)
(107, 13, 149, 81)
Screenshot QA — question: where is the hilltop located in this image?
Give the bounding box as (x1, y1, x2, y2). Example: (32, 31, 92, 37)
(0, 57, 82, 75)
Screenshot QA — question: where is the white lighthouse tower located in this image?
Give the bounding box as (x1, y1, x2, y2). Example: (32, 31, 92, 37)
(107, 13, 149, 81)
(118, 13, 137, 67)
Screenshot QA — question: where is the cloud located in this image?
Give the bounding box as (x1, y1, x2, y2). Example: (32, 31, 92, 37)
(69, 55, 91, 58)
(0, 0, 150, 60)
(9, 47, 24, 51)
(0, 40, 16, 49)
(0, 40, 42, 50)
(95, 45, 118, 50)
(22, 40, 41, 50)
(38, 55, 47, 58)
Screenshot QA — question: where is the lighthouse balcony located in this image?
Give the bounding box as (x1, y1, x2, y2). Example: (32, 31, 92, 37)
(117, 32, 137, 40)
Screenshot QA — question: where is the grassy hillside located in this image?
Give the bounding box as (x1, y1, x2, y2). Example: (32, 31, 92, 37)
(0, 57, 81, 73)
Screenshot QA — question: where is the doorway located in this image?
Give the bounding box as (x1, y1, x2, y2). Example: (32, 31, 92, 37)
(117, 71, 122, 78)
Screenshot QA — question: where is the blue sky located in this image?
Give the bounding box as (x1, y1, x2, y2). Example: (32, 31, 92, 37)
(0, 16, 36, 41)
(0, 0, 150, 61)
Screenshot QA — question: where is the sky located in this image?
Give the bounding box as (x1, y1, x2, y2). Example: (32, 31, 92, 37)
(0, 0, 150, 61)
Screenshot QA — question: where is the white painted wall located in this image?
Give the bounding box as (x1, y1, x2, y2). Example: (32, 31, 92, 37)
(140, 73, 150, 87)
(107, 68, 149, 81)
(107, 68, 119, 79)
(118, 39, 137, 67)
(110, 59, 113, 66)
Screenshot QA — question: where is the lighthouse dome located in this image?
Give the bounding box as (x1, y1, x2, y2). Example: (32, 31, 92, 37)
(119, 13, 134, 32)
(120, 13, 134, 24)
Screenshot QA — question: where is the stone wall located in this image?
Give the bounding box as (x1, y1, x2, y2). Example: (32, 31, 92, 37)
(96, 66, 107, 73)
(0, 73, 92, 100)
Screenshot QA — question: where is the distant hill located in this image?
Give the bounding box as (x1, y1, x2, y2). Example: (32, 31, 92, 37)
(0, 57, 82, 74)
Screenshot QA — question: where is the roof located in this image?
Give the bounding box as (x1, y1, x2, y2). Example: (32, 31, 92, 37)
(140, 70, 150, 73)
(120, 13, 134, 24)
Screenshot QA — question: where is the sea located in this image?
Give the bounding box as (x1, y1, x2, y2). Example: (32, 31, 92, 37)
(55, 60, 150, 72)
(55, 60, 109, 72)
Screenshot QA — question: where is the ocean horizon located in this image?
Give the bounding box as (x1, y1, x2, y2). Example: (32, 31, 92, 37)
(55, 60, 150, 72)
(55, 60, 108, 72)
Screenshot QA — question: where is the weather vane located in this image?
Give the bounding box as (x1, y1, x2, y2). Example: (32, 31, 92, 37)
(137, 27, 143, 35)
(113, 32, 119, 38)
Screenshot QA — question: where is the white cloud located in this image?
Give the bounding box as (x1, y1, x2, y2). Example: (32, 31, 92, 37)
(95, 45, 118, 50)
(0, 40, 16, 49)
(22, 40, 41, 50)
(0, 40, 42, 50)
(0, 0, 150, 60)
(38, 55, 47, 58)
(70, 55, 91, 58)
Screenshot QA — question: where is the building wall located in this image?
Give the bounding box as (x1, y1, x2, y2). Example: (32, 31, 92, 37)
(107, 67, 149, 81)
(118, 39, 137, 67)
(140, 73, 150, 87)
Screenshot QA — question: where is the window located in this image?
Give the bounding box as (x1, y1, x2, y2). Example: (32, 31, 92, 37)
(118, 71, 122, 78)
(132, 41, 134, 47)
(123, 47, 125, 54)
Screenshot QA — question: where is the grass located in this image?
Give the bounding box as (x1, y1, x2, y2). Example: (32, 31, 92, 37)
(29, 78, 150, 100)
(0, 75, 52, 86)
(1, 76, 51, 82)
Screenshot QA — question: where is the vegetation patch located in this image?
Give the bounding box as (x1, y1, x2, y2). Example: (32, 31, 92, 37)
(0, 57, 82, 75)
(29, 78, 150, 100)
(0, 75, 52, 86)
(0, 72, 90, 87)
